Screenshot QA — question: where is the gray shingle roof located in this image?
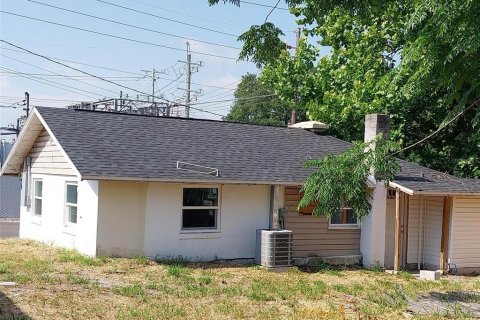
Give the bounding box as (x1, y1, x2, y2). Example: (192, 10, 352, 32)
(35, 107, 480, 193)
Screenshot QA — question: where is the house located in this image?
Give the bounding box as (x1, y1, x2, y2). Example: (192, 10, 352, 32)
(1, 107, 479, 274)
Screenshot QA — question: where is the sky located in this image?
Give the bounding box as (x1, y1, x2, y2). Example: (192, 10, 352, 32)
(0, 0, 299, 133)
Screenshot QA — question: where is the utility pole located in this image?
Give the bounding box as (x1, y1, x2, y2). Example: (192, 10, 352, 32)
(290, 28, 301, 125)
(185, 43, 192, 118)
(178, 42, 203, 118)
(24, 92, 30, 117)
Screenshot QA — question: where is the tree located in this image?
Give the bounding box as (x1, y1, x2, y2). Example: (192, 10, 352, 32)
(224, 73, 305, 126)
(210, 0, 480, 179)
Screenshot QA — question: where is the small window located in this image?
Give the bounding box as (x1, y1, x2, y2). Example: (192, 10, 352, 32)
(182, 188, 219, 230)
(330, 206, 358, 227)
(33, 179, 43, 216)
(65, 183, 78, 224)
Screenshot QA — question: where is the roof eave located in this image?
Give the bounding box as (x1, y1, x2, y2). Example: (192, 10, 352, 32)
(389, 181, 480, 197)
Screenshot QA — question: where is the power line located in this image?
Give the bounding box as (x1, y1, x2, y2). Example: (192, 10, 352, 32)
(391, 97, 480, 155)
(125, 0, 250, 28)
(0, 66, 102, 99)
(0, 47, 146, 76)
(241, 0, 289, 11)
(95, 0, 239, 37)
(191, 94, 277, 106)
(0, 53, 119, 95)
(27, 0, 241, 50)
(0, 11, 238, 60)
(265, 0, 282, 23)
(0, 41, 235, 118)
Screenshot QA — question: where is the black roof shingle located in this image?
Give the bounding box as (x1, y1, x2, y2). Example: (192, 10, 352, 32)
(35, 107, 480, 194)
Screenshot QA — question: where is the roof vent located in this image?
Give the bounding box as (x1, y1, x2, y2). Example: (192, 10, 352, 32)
(289, 121, 329, 133)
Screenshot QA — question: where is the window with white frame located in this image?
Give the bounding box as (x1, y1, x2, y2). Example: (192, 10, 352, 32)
(33, 179, 43, 216)
(182, 187, 219, 230)
(330, 205, 358, 227)
(65, 183, 78, 224)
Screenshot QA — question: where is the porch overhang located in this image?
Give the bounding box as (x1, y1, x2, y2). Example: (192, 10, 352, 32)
(389, 181, 480, 197)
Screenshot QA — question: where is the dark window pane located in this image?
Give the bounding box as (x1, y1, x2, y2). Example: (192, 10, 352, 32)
(182, 209, 216, 229)
(331, 208, 357, 225)
(183, 188, 218, 207)
(68, 206, 77, 224)
(34, 180, 42, 197)
(66, 184, 78, 204)
(330, 208, 343, 224)
(345, 208, 357, 224)
(35, 198, 42, 216)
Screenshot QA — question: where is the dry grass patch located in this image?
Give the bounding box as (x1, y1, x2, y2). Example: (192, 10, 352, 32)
(0, 239, 479, 319)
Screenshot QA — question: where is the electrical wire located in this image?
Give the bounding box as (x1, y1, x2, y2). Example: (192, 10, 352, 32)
(0, 47, 146, 76)
(241, 0, 289, 11)
(391, 98, 480, 155)
(0, 11, 238, 60)
(0, 66, 102, 99)
(124, 0, 250, 28)
(0, 53, 120, 95)
(95, 0, 239, 37)
(26, 0, 241, 50)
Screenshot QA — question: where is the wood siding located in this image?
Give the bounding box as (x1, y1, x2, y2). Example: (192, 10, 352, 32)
(450, 197, 480, 268)
(29, 129, 76, 176)
(284, 186, 360, 258)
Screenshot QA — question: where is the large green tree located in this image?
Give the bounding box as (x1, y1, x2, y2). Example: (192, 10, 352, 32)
(225, 73, 305, 126)
(210, 0, 480, 178)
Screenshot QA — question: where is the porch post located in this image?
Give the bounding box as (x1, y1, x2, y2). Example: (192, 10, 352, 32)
(440, 196, 450, 273)
(394, 189, 402, 272)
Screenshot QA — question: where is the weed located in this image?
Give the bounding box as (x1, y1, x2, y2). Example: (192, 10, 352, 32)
(198, 275, 212, 285)
(67, 273, 91, 285)
(114, 284, 145, 298)
(59, 249, 104, 266)
(134, 255, 149, 266)
(166, 264, 185, 277)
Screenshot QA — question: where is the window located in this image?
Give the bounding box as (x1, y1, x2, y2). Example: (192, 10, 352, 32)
(182, 188, 219, 230)
(330, 206, 358, 228)
(65, 183, 78, 224)
(33, 179, 43, 216)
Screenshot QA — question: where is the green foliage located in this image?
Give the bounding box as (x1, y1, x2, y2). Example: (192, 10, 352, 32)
(224, 73, 305, 126)
(210, 0, 480, 178)
(299, 137, 399, 220)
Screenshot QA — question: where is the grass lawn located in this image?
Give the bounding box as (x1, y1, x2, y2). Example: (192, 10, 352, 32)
(0, 239, 479, 319)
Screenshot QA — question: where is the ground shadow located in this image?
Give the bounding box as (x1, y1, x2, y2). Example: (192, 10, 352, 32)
(0, 290, 30, 320)
(152, 257, 258, 270)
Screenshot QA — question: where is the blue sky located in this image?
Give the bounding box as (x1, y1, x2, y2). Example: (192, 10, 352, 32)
(0, 0, 299, 131)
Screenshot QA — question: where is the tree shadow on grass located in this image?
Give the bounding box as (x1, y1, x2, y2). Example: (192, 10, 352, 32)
(0, 290, 30, 320)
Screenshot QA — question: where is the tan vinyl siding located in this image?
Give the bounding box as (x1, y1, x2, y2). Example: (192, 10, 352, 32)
(284, 186, 360, 258)
(29, 129, 75, 176)
(450, 197, 480, 268)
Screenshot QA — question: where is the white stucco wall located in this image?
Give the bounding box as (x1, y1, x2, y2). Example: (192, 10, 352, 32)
(96, 181, 147, 257)
(143, 183, 270, 260)
(360, 183, 387, 267)
(19, 174, 98, 255)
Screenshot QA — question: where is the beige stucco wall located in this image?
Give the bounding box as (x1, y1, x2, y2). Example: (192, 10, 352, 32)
(143, 183, 270, 260)
(96, 180, 148, 257)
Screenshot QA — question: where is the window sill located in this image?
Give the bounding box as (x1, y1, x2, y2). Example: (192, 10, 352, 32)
(179, 231, 221, 240)
(30, 215, 42, 225)
(328, 225, 360, 230)
(63, 225, 77, 236)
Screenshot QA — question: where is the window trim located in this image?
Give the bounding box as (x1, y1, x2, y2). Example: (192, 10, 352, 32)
(180, 185, 221, 233)
(32, 178, 43, 217)
(328, 206, 360, 229)
(64, 181, 78, 227)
